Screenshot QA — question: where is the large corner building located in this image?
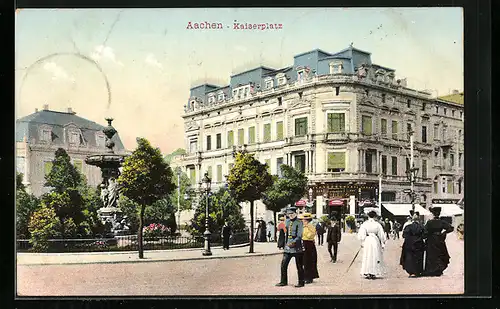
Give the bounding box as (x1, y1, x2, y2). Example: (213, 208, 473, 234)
(179, 45, 464, 223)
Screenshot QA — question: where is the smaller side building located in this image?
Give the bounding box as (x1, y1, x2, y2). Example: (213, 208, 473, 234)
(16, 105, 128, 197)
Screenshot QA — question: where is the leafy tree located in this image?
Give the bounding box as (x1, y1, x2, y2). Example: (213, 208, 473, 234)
(164, 148, 187, 164)
(40, 190, 85, 238)
(262, 164, 309, 240)
(28, 206, 62, 252)
(117, 138, 175, 259)
(79, 185, 106, 237)
(226, 152, 273, 253)
(16, 189, 40, 239)
(16, 172, 25, 191)
(45, 148, 83, 192)
(188, 187, 246, 237)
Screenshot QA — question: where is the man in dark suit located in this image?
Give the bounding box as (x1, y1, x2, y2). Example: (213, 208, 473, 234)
(326, 215, 342, 263)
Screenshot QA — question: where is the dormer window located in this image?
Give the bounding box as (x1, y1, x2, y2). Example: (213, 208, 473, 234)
(329, 62, 343, 74)
(243, 86, 249, 98)
(297, 70, 305, 81)
(217, 92, 225, 101)
(276, 73, 287, 86)
(69, 131, 80, 145)
(40, 128, 51, 142)
(232, 89, 237, 98)
(208, 94, 216, 104)
(265, 78, 273, 89)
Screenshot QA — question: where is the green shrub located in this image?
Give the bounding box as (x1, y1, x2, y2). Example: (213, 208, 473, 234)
(28, 207, 61, 252)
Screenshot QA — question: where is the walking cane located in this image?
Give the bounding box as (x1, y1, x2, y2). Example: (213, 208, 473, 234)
(345, 246, 362, 274)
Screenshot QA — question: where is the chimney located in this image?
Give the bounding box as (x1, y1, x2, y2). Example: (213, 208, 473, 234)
(35, 108, 38, 113)
(67, 107, 74, 114)
(452, 89, 459, 94)
(43, 104, 49, 111)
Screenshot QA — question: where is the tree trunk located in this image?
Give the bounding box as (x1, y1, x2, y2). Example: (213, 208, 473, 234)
(138, 205, 145, 259)
(273, 211, 277, 241)
(249, 200, 254, 253)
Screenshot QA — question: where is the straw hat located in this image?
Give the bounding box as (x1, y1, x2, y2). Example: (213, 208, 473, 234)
(302, 213, 313, 220)
(297, 214, 304, 220)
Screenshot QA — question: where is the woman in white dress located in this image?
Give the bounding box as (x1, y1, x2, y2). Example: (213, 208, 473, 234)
(357, 210, 387, 279)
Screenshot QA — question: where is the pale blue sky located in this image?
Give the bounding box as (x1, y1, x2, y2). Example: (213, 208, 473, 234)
(15, 8, 463, 153)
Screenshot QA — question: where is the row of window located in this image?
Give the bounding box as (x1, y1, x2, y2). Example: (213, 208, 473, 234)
(435, 106, 463, 119)
(433, 177, 463, 195)
(435, 151, 464, 169)
(38, 128, 106, 147)
(198, 115, 462, 152)
(379, 156, 428, 178)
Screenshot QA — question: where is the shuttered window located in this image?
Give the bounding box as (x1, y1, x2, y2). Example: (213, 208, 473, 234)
(392, 121, 398, 139)
(44, 161, 53, 176)
(361, 116, 372, 135)
(447, 179, 454, 193)
(248, 126, 256, 144)
(263, 123, 271, 142)
(190, 168, 196, 186)
(327, 113, 345, 133)
(73, 160, 83, 172)
(276, 121, 284, 140)
(391, 156, 398, 175)
(327, 152, 345, 172)
(227, 131, 234, 147)
(381, 119, 387, 136)
(295, 117, 308, 136)
(217, 165, 222, 182)
(238, 128, 244, 145)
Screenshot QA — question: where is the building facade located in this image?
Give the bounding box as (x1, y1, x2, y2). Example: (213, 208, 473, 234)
(16, 105, 127, 197)
(179, 45, 464, 223)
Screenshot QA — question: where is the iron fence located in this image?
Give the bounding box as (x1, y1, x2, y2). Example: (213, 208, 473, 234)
(16, 231, 250, 253)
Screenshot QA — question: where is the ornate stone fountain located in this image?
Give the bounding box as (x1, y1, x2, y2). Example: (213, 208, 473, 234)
(85, 118, 130, 236)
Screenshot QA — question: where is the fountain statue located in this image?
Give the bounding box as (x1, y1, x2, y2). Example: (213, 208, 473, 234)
(85, 118, 130, 236)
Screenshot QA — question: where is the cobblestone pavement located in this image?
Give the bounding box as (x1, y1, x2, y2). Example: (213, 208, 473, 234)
(17, 233, 464, 296)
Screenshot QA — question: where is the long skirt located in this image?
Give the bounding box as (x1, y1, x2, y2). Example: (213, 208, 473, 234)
(399, 237, 425, 275)
(277, 230, 286, 248)
(360, 234, 385, 277)
(303, 240, 319, 281)
(424, 235, 450, 276)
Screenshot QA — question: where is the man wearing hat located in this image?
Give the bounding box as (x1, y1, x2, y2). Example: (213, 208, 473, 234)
(326, 215, 342, 263)
(423, 206, 454, 277)
(275, 206, 305, 287)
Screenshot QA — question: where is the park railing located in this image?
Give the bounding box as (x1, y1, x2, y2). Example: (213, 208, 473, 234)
(16, 231, 250, 253)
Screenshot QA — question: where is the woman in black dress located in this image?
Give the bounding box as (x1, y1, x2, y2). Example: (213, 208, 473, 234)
(400, 212, 425, 277)
(423, 207, 454, 276)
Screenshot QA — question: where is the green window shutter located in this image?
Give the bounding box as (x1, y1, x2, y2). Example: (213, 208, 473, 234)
(381, 119, 387, 135)
(207, 166, 212, 179)
(392, 121, 398, 139)
(263, 124, 271, 142)
(265, 159, 271, 173)
(190, 168, 196, 186)
(238, 128, 244, 145)
(447, 180, 453, 193)
(217, 165, 222, 182)
(276, 121, 284, 140)
(227, 131, 234, 147)
(327, 152, 345, 169)
(295, 117, 308, 136)
(73, 160, 83, 172)
(362, 116, 372, 135)
(248, 126, 255, 144)
(44, 162, 53, 176)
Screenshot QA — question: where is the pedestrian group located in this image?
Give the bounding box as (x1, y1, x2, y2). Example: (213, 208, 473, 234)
(275, 205, 455, 287)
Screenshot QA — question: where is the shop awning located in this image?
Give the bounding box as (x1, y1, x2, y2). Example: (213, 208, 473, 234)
(295, 199, 307, 207)
(432, 204, 464, 217)
(329, 199, 344, 207)
(382, 204, 432, 217)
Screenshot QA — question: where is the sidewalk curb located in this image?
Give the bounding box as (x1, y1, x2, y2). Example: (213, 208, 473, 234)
(17, 243, 251, 256)
(18, 251, 283, 266)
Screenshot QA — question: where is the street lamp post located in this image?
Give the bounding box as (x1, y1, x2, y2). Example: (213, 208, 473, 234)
(201, 171, 212, 256)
